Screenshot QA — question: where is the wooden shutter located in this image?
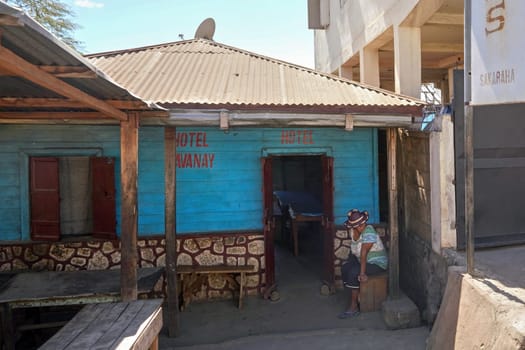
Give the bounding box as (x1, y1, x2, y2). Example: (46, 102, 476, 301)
(91, 157, 116, 239)
(30, 157, 60, 241)
(321, 155, 335, 287)
(262, 157, 276, 292)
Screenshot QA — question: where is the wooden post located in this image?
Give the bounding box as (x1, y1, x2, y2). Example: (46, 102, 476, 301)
(465, 105, 475, 274)
(164, 127, 179, 336)
(120, 112, 139, 301)
(464, 0, 475, 275)
(387, 128, 400, 299)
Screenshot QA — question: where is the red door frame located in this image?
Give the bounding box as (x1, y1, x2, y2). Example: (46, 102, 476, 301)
(321, 155, 335, 289)
(262, 157, 276, 297)
(262, 155, 335, 294)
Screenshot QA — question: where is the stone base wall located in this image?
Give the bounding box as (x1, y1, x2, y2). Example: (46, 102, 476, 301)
(0, 232, 265, 302)
(399, 231, 450, 325)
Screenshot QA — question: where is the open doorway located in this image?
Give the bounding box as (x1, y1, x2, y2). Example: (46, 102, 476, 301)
(262, 155, 334, 295)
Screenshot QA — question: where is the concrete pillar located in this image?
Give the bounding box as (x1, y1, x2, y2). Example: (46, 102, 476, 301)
(359, 47, 380, 87)
(430, 114, 457, 253)
(393, 25, 421, 98)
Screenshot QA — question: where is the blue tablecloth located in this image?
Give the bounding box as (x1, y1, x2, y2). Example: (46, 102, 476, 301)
(273, 191, 323, 218)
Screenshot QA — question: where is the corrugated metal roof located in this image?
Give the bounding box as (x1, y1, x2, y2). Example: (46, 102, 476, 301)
(0, 1, 161, 112)
(88, 39, 425, 115)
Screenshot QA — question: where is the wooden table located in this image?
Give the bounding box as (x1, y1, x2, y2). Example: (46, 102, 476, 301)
(0, 267, 163, 350)
(39, 299, 163, 350)
(273, 191, 324, 256)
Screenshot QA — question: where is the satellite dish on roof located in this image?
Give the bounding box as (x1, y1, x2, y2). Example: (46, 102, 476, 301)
(194, 18, 215, 40)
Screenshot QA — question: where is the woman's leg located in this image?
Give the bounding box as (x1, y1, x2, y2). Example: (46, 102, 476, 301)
(340, 256, 361, 314)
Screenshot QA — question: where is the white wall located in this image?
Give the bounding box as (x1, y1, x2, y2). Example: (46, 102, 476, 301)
(313, 0, 421, 72)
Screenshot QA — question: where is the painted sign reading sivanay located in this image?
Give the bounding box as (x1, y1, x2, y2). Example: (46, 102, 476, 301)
(471, 0, 525, 105)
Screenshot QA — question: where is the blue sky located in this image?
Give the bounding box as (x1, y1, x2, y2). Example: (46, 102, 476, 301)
(67, 0, 315, 68)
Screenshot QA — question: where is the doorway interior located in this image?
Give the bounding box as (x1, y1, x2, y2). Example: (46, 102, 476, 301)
(271, 155, 325, 287)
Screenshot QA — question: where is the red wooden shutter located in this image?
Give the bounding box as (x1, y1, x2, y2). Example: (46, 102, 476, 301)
(91, 157, 116, 239)
(321, 155, 335, 287)
(262, 157, 276, 293)
(30, 157, 60, 241)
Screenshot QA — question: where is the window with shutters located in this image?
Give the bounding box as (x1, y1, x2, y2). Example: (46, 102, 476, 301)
(30, 156, 116, 241)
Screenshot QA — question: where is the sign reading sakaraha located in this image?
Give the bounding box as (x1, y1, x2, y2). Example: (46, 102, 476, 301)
(471, 0, 525, 105)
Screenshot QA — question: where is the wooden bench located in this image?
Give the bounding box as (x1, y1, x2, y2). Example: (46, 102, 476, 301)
(39, 299, 163, 350)
(177, 265, 255, 310)
(360, 272, 388, 312)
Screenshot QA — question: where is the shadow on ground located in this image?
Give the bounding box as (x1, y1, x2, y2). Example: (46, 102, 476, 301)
(159, 228, 429, 349)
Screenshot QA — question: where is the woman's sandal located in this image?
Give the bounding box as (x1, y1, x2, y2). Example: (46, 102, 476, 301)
(337, 309, 360, 319)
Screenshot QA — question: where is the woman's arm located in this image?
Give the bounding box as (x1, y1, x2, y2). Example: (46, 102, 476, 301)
(359, 242, 373, 282)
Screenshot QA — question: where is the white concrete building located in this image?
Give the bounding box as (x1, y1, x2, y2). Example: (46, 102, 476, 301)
(308, 0, 464, 323)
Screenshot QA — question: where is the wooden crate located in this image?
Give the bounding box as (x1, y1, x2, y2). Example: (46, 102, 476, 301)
(360, 272, 388, 312)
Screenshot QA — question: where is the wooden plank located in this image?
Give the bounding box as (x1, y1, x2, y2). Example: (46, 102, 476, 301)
(39, 304, 107, 350)
(177, 265, 255, 274)
(58, 303, 127, 349)
(91, 301, 145, 349)
(0, 45, 127, 121)
(0, 268, 162, 305)
(360, 273, 388, 312)
(105, 302, 163, 350)
(164, 127, 179, 337)
(39, 300, 163, 350)
(120, 112, 139, 301)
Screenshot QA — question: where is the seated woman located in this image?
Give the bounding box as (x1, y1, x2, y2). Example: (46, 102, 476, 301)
(338, 209, 388, 318)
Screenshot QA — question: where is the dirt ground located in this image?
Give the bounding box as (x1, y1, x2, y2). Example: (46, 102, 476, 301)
(159, 229, 429, 349)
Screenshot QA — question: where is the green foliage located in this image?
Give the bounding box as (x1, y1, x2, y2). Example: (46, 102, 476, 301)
(7, 0, 83, 51)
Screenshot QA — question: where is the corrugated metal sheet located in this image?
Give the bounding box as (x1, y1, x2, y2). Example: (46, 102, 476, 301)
(88, 39, 425, 114)
(0, 2, 158, 106)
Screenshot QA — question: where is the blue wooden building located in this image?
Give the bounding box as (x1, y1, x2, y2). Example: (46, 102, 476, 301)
(0, 7, 425, 323)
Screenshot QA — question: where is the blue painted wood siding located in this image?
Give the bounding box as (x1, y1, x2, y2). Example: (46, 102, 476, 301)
(0, 125, 378, 241)
(175, 127, 378, 233)
(0, 125, 164, 241)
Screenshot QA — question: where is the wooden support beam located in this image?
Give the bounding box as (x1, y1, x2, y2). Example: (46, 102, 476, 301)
(0, 110, 167, 120)
(38, 65, 97, 78)
(387, 128, 400, 299)
(0, 111, 107, 119)
(344, 114, 354, 131)
(0, 65, 98, 78)
(120, 112, 139, 301)
(219, 111, 229, 130)
(0, 45, 127, 120)
(164, 127, 179, 337)
(0, 97, 151, 110)
(0, 15, 21, 26)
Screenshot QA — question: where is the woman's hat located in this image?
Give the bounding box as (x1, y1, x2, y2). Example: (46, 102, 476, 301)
(344, 209, 369, 228)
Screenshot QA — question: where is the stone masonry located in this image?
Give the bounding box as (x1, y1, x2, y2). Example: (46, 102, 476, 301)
(0, 233, 265, 302)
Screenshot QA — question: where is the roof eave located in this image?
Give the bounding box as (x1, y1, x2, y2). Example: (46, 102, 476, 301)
(158, 103, 424, 116)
